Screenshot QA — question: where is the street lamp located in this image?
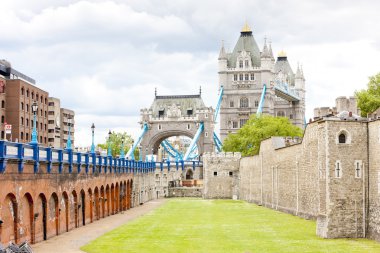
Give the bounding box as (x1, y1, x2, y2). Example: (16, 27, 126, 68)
(107, 130, 112, 156)
(30, 101, 38, 144)
(130, 140, 135, 160)
(120, 135, 125, 157)
(138, 145, 142, 161)
(90, 123, 95, 153)
(66, 116, 72, 150)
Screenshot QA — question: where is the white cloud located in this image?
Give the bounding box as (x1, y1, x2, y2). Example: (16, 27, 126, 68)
(1, 0, 380, 146)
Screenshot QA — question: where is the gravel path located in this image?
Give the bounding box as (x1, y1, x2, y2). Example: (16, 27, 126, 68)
(32, 199, 166, 253)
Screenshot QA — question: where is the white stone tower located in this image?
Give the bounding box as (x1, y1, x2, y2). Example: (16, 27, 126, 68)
(218, 23, 306, 141)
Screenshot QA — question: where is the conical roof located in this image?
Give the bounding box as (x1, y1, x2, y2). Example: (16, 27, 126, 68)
(228, 24, 261, 68)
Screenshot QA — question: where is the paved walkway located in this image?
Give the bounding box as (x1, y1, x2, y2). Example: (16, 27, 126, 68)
(32, 199, 166, 253)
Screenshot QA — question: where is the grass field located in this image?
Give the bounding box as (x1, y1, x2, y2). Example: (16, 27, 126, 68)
(82, 198, 380, 253)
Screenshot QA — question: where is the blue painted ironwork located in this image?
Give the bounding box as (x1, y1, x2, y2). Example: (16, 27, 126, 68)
(183, 122, 204, 161)
(273, 81, 300, 102)
(213, 132, 223, 152)
(161, 139, 183, 160)
(0, 140, 153, 175)
(126, 123, 148, 160)
(256, 84, 267, 116)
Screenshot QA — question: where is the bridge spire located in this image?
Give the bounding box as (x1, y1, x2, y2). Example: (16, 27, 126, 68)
(199, 86, 202, 96)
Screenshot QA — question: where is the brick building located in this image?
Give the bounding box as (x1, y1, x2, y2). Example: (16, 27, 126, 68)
(0, 59, 75, 147)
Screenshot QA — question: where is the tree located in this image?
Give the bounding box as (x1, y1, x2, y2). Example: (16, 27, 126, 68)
(356, 72, 380, 117)
(223, 115, 303, 156)
(97, 131, 139, 158)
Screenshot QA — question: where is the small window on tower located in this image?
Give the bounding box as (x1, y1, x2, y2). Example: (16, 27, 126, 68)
(251, 73, 255, 80)
(232, 121, 238, 128)
(187, 109, 193, 116)
(158, 109, 164, 118)
(239, 60, 243, 68)
(255, 100, 259, 107)
(245, 60, 249, 68)
(335, 161, 342, 178)
(245, 74, 249, 80)
(289, 114, 293, 119)
(233, 74, 238, 81)
(230, 101, 234, 107)
(239, 74, 243, 81)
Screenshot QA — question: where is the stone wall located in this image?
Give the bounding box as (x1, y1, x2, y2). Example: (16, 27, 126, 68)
(168, 187, 203, 198)
(203, 152, 241, 199)
(368, 120, 380, 241)
(205, 119, 375, 239)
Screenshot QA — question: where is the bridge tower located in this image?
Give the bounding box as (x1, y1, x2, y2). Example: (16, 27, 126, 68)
(139, 90, 215, 161)
(218, 23, 306, 141)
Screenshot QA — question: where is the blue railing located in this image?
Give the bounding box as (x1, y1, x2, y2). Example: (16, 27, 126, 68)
(0, 140, 157, 174)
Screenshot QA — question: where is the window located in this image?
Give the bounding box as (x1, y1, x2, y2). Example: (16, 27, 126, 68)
(254, 100, 259, 107)
(36, 94, 39, 102)
(26, 133, 29, 141)
(250, 73, 255, 80)
(213, 171, 218, 176)
(1, 115, 4, 123)
(1, 131, 3, 139)
(232, 121, 238, 128)
(40, 122, 42, 130)
(240, 118, 248, 127)
(230, 101, 234, 107)
(187, 109, 193, 116)
(239, 60, 243, 68)
(45, 124, 47, 130)
(158, 109, 164, 118)
(21, 132, 24, 140)
(158, 124, 162, 130)
(229, 171, 233, 176)
(240, 97, 248, 108)
(205, 114, 208, 118)
(45, 111, 47, 117)
(45, 98, 47, 104)
(1, 100, 4, 108)
(339, 133, 346, 143)
(233, 74, 237, 81)
(21, 88, 24, 95)
(44, 137, 46, 143)
(48, 102, 54, 106)
(277, 111, 285, 117)
(335, 161, 342, 178)
(355, 160, 362, 178)
(40, 109, 43, 116)
(21, 117, 24, 125)
(31, 92, 34, 99)
(40, 96, 43, 103)
(48, 120, 54, 124)
(245, 60, 249, 68)
(26, 104, 29, 112)
(21, 102, 24, 110)
(187, 124, 191, 130)
(40, 136, 42, 143)
(205, 132, 208, 137)
(26, 90, 29, 97)
(289, 114, 293, 119)
(245, 74, 249, 80)
(239, 74, 243, 81)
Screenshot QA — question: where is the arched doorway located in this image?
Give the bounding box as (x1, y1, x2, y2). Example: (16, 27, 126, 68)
(49, 193, 59, 237)
(186, 169, 193, 180)
(1, 193, 18, 244)
(62, 192, 69, 232)
(115, 183, 119, 214)
(126, 180, 130, 209)
(21, 193, 34, 243)
(94, 187, 100, 220)
(37, 193, 47, 241)
(80, 190, 86, 226)
(100, 186, 105, 218)
(71, 190, 78, 229)
(105, 185, 110, 216)
(88, 188, 93, 223)
(110, 184, 115, 215)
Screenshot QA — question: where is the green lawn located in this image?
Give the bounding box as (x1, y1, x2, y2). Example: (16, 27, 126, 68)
(82, 198, 380, 253)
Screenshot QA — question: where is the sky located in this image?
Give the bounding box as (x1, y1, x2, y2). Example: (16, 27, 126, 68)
(1, 0, 380, 147)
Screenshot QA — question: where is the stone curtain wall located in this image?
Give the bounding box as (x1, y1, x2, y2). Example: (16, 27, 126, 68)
(203, 152, 241, 199)
(239, 127, 319, 220)
(368, 120, 380, 241)
(214, 120, 371, 239)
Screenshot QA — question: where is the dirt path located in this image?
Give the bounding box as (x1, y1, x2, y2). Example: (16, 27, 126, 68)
(32, 199, 166, 253)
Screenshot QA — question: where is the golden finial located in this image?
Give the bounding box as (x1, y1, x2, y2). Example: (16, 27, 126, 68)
(241, 21, 252, 32)
(278, 50, 287, 57)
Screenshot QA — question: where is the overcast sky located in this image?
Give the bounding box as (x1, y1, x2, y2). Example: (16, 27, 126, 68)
(2, 0, 380, 147)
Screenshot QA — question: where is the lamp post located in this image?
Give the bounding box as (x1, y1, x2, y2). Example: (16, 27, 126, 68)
(120, 136, 125, 157)
(91, 123, 95, 153)
(30, 101, 38, 144)
(107, 130, 112, 156)
(131, 140, 134, 160)
(138, 145, 142, 162)
(66, 116, 72, 150)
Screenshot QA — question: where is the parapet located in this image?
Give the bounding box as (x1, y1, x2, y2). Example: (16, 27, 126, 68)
(203, 152, 241, 158)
